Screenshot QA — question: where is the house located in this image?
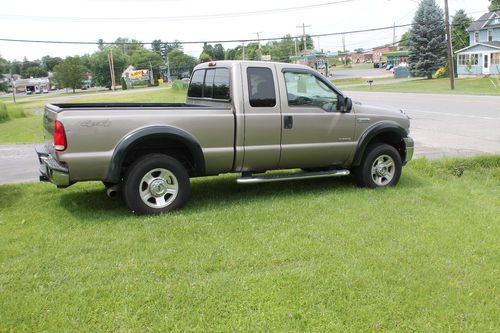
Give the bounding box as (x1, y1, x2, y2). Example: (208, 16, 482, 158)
(290, 50, 329, 75)
(456, 11, 500, 76)
(351, 51, 373, 63)
(372, 44, 394, 64)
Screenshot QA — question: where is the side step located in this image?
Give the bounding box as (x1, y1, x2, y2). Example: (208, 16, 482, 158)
(237, 169, 350, 184)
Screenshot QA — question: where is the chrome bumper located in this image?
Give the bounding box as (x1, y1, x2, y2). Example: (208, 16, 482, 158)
(36, 145, 71, 187)
(403, 137, 414, 165)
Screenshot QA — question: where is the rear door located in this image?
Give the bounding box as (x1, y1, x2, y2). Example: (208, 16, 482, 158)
(240, 63, 282, 171)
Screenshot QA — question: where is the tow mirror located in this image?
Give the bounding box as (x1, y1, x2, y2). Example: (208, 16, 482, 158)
(344, 97, 353, 112)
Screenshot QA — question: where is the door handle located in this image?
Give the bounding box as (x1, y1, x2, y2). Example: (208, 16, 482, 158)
(284, 116, 293, 129)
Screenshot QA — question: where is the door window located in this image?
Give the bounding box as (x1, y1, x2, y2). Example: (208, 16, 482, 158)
(247, 67, 276, 107)
(484, 54, 489, 68)
(284, 72, 339, 112)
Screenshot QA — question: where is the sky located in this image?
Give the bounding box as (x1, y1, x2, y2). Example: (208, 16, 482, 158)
(0, 0, 491, 61)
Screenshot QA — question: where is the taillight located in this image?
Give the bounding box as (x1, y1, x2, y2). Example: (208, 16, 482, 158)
(54, 120, 67, 151)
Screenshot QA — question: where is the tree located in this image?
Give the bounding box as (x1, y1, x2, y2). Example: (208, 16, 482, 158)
(90, 48, 128, 88)
(128, 48, 163, 80)
(489, 0, 500, 11)
(451, 10, 473, 53)
(26, 66, 48, 78)
(399, 31, 410, 49)
(53, 56, 85, 93)
(113, 37, 144, 56)
(354, 48, 364, 53)
(212, 44, 225, 60)
(167, 49, 197, 78)
(408, 0, 447, 79)
(151, 40, 182, 59)
(41, 55, 62, 72)
(0, 55, 8, 92)
(199, 52, 212, 63)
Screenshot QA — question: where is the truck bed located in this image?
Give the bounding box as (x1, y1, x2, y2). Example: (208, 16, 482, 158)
(48, 102, 221, 112)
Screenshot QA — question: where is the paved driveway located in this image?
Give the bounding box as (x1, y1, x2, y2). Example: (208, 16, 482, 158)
(1, 92, 499, 185)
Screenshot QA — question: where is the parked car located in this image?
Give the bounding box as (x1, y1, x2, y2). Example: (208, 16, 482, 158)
(37, 61, 414, 214)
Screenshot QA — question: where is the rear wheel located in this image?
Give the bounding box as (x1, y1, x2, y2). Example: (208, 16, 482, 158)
(354, 143, 402, 188)
(123, 154, 190, 214)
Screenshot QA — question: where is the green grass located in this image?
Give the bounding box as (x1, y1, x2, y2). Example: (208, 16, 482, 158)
(1, 156, 499, 332)
(332, 76, 396, 86)
(344, 77, 500, 95)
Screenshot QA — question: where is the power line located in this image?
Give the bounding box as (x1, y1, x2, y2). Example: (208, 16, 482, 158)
(0, 23, 416, 45)
(0, 0, 360, 22)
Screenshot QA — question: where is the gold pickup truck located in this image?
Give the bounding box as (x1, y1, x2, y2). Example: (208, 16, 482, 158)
(37, 61, 413, 214)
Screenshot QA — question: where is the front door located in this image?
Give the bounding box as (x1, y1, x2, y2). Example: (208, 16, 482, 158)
(276, 67, 356, 169)
(483, 53, 490, 74)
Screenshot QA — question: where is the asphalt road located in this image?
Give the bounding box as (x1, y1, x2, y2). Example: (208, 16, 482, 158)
(332, 68, 392, 79)
(1, 91, 499, 185)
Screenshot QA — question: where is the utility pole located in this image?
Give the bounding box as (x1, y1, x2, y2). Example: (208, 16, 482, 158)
(297, 23, 311, 51)
(342, 34, 347, 65)
(9, 69, 16, 103)
(393, 22, 396, 48)
(109, 49, 116, 91)
(444, 0, 455, 90)
(253, 32, 263, 49)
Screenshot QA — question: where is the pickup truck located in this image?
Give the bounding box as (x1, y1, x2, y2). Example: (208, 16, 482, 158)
(37, 61, 413, 215)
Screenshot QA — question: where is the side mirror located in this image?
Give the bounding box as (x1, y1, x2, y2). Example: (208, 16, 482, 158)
(344, 97, 353, 112)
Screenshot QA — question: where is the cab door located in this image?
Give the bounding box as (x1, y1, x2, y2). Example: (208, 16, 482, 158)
(276, 66, 356, 169)
(240, 63, 282, 171)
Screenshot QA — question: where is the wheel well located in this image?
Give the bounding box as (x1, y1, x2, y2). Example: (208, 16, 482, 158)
(121, 137, 196, 179)
(367, 132, 406, 161)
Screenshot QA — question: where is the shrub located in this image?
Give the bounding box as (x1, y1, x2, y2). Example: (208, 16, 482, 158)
(0, 102, 27, 123)
(435, 66, 449, 78)
(172, 79, 188, 90)
(0, 103, 9, 123)
(121, 78, 127, 90)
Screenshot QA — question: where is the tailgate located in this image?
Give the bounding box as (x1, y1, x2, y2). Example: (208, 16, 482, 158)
(43, 104, 60, 156)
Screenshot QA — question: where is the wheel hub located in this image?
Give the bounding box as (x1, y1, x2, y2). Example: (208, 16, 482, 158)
(375, 165, 388, 176)
(149, 179, 168, 197)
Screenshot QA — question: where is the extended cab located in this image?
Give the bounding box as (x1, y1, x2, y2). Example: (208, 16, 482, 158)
(37, 61, 413, 214)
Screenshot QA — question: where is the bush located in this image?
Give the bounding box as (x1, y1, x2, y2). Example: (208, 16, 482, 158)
(121, 78, 127, 90)
(0, 102, 27, 123)
(0, 103, 9, 123)
(435, 66, 449, 79)
(172, 79, 188, 90)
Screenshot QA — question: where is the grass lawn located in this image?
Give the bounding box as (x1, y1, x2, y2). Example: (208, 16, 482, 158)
(1, 156, 499, 331)
(0, 88, 186, 145)
(332, 76, 397, 86)
(344, 77, 500, 95)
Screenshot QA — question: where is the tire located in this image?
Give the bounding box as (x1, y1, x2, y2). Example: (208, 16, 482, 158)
(354, 143, 402, 188)
(123, 154, 190, 215)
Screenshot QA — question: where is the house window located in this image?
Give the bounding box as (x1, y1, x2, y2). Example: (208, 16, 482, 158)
(492, 53, 500, 65)
(474, 32, 480, 43)
(470, 54, 479, 65)
(488, 29, 493, 42)
(458, 54, 479, 66)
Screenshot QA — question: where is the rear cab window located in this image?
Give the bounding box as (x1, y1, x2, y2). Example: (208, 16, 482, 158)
(188, 68, 230, 100)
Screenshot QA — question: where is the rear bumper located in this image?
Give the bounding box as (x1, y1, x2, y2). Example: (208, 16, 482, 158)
(403, 137, 414, 165)
(36, 145, 71, 188)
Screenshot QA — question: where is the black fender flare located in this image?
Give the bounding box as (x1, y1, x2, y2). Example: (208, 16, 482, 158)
(352, 123, 408, 166)
(105, 125, 205, 183)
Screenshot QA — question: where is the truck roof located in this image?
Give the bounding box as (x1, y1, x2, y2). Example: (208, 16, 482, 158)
(193, 60, 312, 71)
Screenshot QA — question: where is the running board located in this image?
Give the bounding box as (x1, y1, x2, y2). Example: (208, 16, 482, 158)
(237, 169, 350, 184)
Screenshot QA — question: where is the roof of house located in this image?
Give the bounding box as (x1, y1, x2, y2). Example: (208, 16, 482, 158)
(455, 41, 500, 53)
(468, 11, 500, 31)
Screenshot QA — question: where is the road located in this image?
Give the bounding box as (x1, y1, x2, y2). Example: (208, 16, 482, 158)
(1, 91, 499, 185)
(332, 68, 392, 79)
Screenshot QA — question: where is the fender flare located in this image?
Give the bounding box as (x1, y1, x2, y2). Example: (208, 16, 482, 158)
(105, 125, 205, 183)
(352, 122, 408, 166)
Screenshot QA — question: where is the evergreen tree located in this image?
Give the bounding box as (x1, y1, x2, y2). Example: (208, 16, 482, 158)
(0, 55, 8, 92)
(451, 10, 473, 52)
(489, 0, 500, 12)
(408, 0, 447, 79)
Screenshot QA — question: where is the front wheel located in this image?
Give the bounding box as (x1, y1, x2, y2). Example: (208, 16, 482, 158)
(123, 154, 190, 215)
(354, 144, 402, 188)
